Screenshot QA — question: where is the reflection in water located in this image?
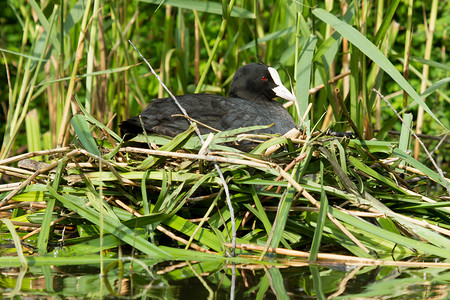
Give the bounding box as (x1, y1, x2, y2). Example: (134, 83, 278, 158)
(0, 261, 449, 299)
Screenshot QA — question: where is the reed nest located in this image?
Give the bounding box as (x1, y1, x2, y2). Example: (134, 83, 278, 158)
(1, 120, 449, 265)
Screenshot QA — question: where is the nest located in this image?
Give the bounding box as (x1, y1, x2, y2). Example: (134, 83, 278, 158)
(1, 121, 449, 263)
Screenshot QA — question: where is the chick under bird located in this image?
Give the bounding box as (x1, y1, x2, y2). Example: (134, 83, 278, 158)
(120, 63, 297, 143)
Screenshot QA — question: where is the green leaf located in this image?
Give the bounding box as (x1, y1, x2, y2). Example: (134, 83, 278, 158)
(25, 109, 42, 159)
(421, 77, 450, 98)
(138, 0, 255, 19)
(312, 8, 447, 130)
(74, 95, 122, 142)
(409, 57, 450, 72)
(162, 214, 223, 252)
(348, 140, 395, 154)
(398, 113, 412, 152)
(268, 184, 295, 249)
(240, 27, 296, 50)
(310, 265, 326, 299)
(34, 64, 137, 87)
(71, 114, 101, 156)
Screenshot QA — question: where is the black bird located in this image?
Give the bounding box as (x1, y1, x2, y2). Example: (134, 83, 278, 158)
(120, 63, 297, 142)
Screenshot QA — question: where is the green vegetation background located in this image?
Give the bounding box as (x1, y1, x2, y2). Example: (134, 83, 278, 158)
(0, 0, 448, 163)
(1, 2, 450, 298)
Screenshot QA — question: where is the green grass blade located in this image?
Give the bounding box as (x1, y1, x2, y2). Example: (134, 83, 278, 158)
(141, 170, 151, 215)
(309, 162, 328, 262)
(47, 186, 172, 259)
(348, 140, 395, 155)
(309, 264, 326, 300)
(60, 235, 121, 255)
(398, 113, 412, 151)
(296, 35, 317, 122)
(37, 160, 70, 255)
(268, 188, 294, 249)
(409, 56, 450, 72)
(36, 196, 56, 255)
(267, 268, 290, 300)
(394, 148, 449, 188)
(0, 48, 47, 61)
(373, 0, 401, 45)
(331, 207, 450, 258)
(348, 156, 403, 192)
(240, 27, 295, 51)
(256, 275, 270, 300)
(25, 109, 42, 159)
(1, 219, 28, 268)
(249, 186, 272, 234)
(28, 0, 60, 52)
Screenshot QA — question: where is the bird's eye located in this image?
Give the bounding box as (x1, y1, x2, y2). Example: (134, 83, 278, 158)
(261, 76, 268, 81)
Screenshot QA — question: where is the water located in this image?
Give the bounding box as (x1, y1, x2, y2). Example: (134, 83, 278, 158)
(1, 260, 449, 299)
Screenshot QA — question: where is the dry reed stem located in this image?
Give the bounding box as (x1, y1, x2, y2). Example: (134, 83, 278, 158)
(0, 165, 39, 176)
(120, 147, 270, 169)
(0, 160, 60, 207)
(0, 183, 22, 192)
(10, 221, 41, 228)
(263, 206, 385, 218)
(383, 160, 450, 184)
(0, 169, 36, 180)
(224, 243, 450, 268)
(327, 265, 363, 299)
(156, 261, 193, 275)
(198, 133, 215, 156)
(265, 128, 301, 155)
(0, 147, 71, 166)
(265, 152, 308, 192)
(0, 148, 84, 207)
(0, 201, 47, 211)
(66, 162, 128, 169)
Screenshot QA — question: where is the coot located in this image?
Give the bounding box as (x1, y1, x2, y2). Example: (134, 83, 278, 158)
(120, 63, 297, 141)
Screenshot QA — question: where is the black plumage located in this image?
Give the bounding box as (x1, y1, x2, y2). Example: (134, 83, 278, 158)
(120, 63, 296, 141)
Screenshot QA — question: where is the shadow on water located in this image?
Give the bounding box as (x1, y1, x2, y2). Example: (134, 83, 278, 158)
(1, 259, 449, 299)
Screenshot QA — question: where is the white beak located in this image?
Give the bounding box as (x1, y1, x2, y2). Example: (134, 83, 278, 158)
(268, 67, 296, 102)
